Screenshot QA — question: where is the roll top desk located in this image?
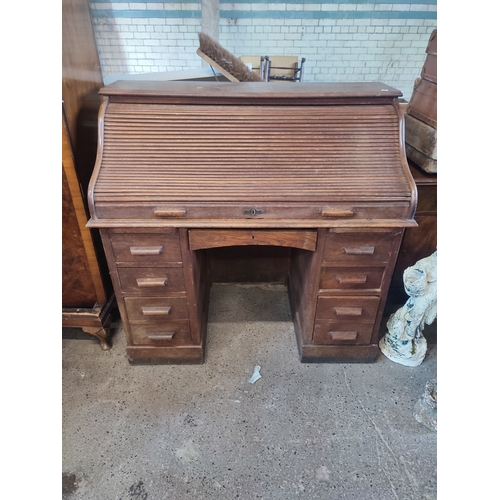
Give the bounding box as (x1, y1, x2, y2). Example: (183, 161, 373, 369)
(87, 81, 417, 364)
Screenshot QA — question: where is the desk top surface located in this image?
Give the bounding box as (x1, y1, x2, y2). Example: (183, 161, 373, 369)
(100, 81, 403, 102)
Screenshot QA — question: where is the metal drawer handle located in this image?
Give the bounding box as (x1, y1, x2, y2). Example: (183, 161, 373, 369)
(136, 277, 168, 287)
(243, 208, 264, 216)
(141, 306, 172, 316)
(147, 332, 176, 340)
(341, 246, 375, 256)
(130, 246, 163, 256)
(154, 209, 186, 218)
(335, 275, 368, 284)
(321, 208, 355, 217)
(329, 331, 358, 341)
(333, 307, 363, 316)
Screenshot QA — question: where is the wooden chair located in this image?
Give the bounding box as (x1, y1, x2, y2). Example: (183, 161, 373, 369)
(240, 55, 306, 82)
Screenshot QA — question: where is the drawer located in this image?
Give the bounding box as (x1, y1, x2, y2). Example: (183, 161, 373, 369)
(316, 296, 380, 322)
(189, 229, 317, 251)
(96, 202, 411, 222)
(313, 321, 374, 345)
(323, 229, 399, 266)
(319, 267, 385, 292)
(129, 320, 192, 346)
(109, 229, 182, 265)
(124, 297, 189, 321)
(117, 267, 186, 295)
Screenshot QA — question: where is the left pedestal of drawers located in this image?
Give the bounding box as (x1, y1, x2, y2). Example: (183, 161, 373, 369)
(99, 228, 208, 364)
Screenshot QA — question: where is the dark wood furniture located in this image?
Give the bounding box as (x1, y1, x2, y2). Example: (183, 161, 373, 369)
(87, 81, 417, 364)
(62, 0, 115, 347)
(389, 161, 437, 303)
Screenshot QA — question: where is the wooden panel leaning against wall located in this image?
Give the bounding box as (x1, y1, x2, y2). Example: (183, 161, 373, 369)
(62, 0, 115, 348)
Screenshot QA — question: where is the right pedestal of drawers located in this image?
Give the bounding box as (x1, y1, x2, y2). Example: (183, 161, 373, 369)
(295, 227, 404, 363)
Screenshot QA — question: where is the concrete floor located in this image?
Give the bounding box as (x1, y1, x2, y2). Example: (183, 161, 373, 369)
(62, 284, 437, 500)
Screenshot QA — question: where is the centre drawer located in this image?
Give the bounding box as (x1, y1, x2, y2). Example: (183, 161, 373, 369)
(117, 267, 186, 295)
(124, 297, 189, 321)
(189, 229, 317, 251)
(316, 296, 380, 322)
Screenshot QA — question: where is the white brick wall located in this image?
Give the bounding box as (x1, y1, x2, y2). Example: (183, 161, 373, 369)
(90, 2, 437, 100)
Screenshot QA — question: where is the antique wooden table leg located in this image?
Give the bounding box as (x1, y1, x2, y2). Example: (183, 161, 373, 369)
(82, 326, 112, 350)
(62, 296, 116, 351)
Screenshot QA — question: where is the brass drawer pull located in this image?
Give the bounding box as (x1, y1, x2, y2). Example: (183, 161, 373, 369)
(341, 246, 375, 256)
(147, 332, 176, 340)
(136, 277, 168, 287)
(333, 306, 363, 316)
(141, 306, 172, 316)
(154, 208, 187, 218)
(329, 331, 358, 341)
(321, 208, 355, 217)
(130, 246, 163, 256)
(335, 275, 368, 284)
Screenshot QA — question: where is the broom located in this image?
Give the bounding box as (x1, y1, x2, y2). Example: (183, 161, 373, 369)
(197, 32, 265, 82)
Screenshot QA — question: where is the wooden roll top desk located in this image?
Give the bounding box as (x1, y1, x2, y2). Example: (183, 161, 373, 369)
(87, 81, 417, 364)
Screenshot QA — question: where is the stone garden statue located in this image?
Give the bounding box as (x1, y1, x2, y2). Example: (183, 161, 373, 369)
(414, 378, 437, 431)
(379, 250, 437, 366)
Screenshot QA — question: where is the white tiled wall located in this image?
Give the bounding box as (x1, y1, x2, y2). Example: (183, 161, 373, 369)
(92, 17, 201, 74)
(90, 2, 437, 100)
(220, 17, 435, 98)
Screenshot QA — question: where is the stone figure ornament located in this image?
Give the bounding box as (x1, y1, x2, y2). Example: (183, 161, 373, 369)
(379, 250, 437, 366)
(414, 378, 437, 431)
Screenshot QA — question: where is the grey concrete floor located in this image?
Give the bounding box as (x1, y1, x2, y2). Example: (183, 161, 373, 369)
(62, 284, 437, 500)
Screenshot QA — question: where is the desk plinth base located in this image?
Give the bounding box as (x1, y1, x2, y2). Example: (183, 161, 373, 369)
(127, 345, 205, 365)
(127, 345, 378, 365)
(126, 340, 378, 365)
(298, 344, 379, 364)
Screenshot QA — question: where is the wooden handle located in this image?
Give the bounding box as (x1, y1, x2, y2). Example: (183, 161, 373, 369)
(141, 306, 172, 316)
(329, 331, 358, 341)
(321, 208, 355, 217)
(136, 277, 168, 287)
(147, 332, 176, 340)
(153, 208, 186, 218)
(335, 275, 368, 284)
(333, 306, 363, 316)
(341, 246, 375, 255)
(130, 246, 163, 256)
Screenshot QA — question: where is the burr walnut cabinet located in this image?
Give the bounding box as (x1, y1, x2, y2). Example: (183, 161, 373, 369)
(62, 0, 115, 348)
(87, 81, 417, 364)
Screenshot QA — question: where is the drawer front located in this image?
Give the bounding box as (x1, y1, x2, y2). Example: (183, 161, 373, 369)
(129, 320, 192, 346)
(124, 297, 189, 321)
(323, 230, 398, 266)
(96, 202, 410, 221)
(189, 229, 317, 251)
(316, 296, 380, 322)
(117, 267, 186, 295)
(313, 321, 374, 345)
(319, 267, 385, 292)
(109, 230, 182, 265)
